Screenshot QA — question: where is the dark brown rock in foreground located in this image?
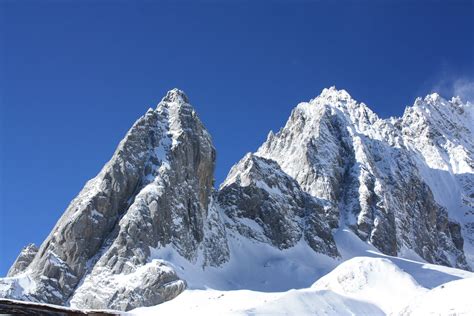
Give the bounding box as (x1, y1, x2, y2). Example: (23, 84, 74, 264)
(0, 298, 118, 316)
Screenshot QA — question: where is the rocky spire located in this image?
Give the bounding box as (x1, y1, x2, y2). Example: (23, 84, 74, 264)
(218, 153, 339, 257)
(6, 244, 38, 277)
(161, 88, 190, 104)
(0, 89, 221, 311)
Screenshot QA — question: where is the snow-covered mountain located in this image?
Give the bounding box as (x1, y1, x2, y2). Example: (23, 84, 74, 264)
(1, 89, 219, 310)
(400, 93, 474, 265)
(0, 88, 472, 314)
(257, 87, 471, 270)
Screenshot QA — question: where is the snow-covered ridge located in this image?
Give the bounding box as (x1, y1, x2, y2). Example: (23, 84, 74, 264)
(399, 90, 474, 267)
(398, 277, 474, 315)
(257, 86, 473, 270)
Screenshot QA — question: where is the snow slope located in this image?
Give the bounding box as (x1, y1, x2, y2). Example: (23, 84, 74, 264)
(149, 234, 337, 292)
(398, 277, 474, 315)
(131, 287, 386, 316)
(130, 229, 473, 315)
(334, 228, 472, 289)
(130, 254, 473, 316)
(311, 257, 426, 314)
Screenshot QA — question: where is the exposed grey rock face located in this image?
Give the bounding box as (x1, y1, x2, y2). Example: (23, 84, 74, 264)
(7, 244, 38, 277)
(399, 94, 474, 268)
(69, 90, 219, 310)
(0, 89, 220, 311)
(256, 87, 469, 269)
(218, 153, 339, 257)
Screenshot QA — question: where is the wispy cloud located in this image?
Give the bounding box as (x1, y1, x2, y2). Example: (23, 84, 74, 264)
(453, 79, 474, 103)
(428, 76, 474, 103)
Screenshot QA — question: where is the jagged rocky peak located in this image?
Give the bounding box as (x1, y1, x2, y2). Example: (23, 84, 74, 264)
(220, 152, 296, 189)
(256, 87, 361, 225)
(68, 89, 220, 310)
(6, 244, 38, 277)
(318, 86, 352, 101)
(400, 92, 474, 269)
(256, 88, 470, 269)
(162, 87, 190, 104)
(308, 87, 380, 127)
(0, 89, 219, 311)
(218, 153, 339, 257)
(402, 92, 474, 139)
(412, 92, 467, 111)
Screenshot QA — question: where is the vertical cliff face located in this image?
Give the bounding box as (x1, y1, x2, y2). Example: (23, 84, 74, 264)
(399, 94, 474, 268)
(69, 90, 226, 310)
(0, 89, 223, 310)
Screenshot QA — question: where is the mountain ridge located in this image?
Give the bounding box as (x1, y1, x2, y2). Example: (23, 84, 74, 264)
(1, 87, 472, 312)
(257, 87, 472, 269)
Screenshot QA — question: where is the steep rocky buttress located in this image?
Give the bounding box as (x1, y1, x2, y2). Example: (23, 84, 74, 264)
(0, 90, 224, 310)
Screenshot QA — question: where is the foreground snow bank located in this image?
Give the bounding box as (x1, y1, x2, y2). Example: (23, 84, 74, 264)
(130, 287, 387, 316)
(398, 277, 474, 315)
(130, 229, 474, 315)
(129, 257, 433, 315)
(311, 257, 427, 314)
(150, 235, 337, 292)
(334, 228, 472, 288)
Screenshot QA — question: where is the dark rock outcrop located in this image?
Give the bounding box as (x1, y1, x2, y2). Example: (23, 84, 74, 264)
(218, 153, 339, 257)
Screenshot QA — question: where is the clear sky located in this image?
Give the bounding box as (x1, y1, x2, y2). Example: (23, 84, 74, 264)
(0, 0, 473, 276)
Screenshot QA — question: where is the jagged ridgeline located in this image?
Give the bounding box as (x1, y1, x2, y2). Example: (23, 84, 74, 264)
(1, 88, 473, 311)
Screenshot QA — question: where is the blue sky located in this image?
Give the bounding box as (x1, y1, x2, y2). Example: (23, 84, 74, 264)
(0, 0, 473, 276)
